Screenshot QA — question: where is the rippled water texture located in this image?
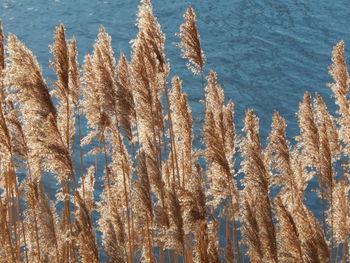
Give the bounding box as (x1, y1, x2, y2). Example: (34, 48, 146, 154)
(1, 0, 350, 250)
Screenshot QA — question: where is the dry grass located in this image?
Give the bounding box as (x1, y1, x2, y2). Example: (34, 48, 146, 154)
(0, 1, 349, 262)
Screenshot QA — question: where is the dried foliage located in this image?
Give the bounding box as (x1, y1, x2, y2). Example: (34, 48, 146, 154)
(0, 2, 349, 263)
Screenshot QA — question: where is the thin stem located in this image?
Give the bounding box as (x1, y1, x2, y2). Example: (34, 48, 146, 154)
(146, 212, 154, 263)
(188, 232, 193, 263)
(342, 239, 347, 263)
(200, 70, 206, 112)
(77, 111, 85, 200)
(32, 208, 41, 262)
(21, 219, 29, 263)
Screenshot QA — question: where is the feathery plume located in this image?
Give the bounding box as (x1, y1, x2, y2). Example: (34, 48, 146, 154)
(327, 41, 350, 177)
(81, 54, 106, 144)
(132, 0, 167, 157)
(68, 37, 80, 106)
(74, 192, 99, 263)
(146, 137, 167, 214)
(332, 178, 349, 247)
(5, 39, 72, 262)
(43, 113, 74, 239)
(0, 26, 18, 249)
(241, 109, 269, 193)
(115, 53, 136, 142)
(91, 27, 117, 120)
(0, 48, 20, 255)
(170, 76, 193, 187)
(7, 33, 73, 256)
(204, 72, 238, 211)
(241, 109, 277, 263)
(50, 24, 77, 153)
(179, 164, 206, 234)
(5, 34, 56, 116)
(176, 6, 205, 75)
(81, 27, 117, 150)
(5, 101, 27, 162)
(51, 24, 69, 99)
(328, 41, 349, 98)
(318, 120, 334, 197)
(34, 182, 60, 261)
(164, 185, 185, 255)
(43, 114, 73, 183)
(5, 33, 56, 179)
(327, 41, 350, 124)
(131, 19, 167, 233)
(133, 152, 155, 263)
(136, 0, 168, 73)
(98, 179, 127, 263)
(314, 94, 339, 158)
(182, 164, 207, 263)
(109, 125, 134, 263)
(296, 92, 319, 168)
(130, 34, 164, 167)
(295, 203, 330, 262)
(289, 149, 312, 206)
(267, 111, 298, 209)
(241, 199, 263, 262)
(100, 206, 127, 263)
(23, 190, 39, 263)
(78, 165, 95, 213)
(275, 197, 303, 262)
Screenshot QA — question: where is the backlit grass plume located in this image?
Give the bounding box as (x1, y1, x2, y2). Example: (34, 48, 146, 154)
(170, 76, 193, 188)
(5, 34, 57, 192)
(176, 6, 205, 76)
(50, 24, 77, 152)
(275, 196, 305, 263)
(327, 41, 350, 165)
(115, 52, 136, 143)
(267, 112, 298, 209)
(241, 109, 277, 263)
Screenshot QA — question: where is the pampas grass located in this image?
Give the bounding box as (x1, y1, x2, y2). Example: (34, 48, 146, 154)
(0, 1, 350, 262)
(176, 7, 205, 76)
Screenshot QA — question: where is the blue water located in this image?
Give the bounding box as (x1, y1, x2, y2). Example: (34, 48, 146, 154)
(1, 0, 350, 260)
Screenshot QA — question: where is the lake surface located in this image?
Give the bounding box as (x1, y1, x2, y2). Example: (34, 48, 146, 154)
(1, 0, 350, 260)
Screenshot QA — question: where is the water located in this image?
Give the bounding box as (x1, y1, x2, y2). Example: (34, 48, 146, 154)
(1, 0, 350, 260)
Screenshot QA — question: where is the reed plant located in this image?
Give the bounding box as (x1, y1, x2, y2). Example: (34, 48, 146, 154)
(0, 1, 349, 262)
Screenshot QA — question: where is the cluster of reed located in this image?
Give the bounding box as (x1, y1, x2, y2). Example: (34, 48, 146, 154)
(0, 0, 349, 262)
